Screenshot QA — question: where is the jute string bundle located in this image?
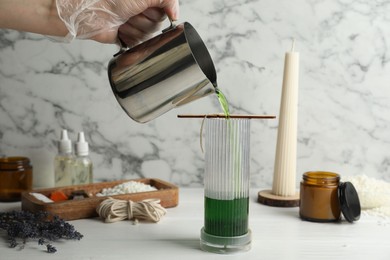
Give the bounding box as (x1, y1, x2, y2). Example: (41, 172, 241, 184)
(96, 197, 167, 223)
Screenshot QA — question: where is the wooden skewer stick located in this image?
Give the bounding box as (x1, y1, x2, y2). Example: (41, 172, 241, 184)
(177, 114, 276, 119)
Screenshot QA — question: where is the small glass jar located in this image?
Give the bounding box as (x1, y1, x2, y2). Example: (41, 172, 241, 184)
(0, 157, 33, 202)
(299, 171, 341, 222)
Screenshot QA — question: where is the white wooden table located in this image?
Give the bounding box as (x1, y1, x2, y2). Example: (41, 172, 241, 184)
(1, 188, 389, 260)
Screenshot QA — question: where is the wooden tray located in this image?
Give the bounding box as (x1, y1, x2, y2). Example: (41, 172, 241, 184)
(21, 178, 179, 220)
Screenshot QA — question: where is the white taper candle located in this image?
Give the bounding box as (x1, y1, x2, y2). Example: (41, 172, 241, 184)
(272, 40, 299, 196)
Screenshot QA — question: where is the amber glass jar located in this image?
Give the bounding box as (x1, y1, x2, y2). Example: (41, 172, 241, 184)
(0, 157, 33, 202)
(299, 171, 341, 222)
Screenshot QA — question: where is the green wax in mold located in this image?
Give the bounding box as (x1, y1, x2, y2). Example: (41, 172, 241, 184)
(204, 196, 249, 237)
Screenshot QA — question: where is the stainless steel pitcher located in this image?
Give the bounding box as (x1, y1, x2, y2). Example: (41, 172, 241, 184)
(108, 21, 217, 123)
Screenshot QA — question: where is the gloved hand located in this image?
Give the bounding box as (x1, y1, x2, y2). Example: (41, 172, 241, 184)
(56, 0, 179, 45)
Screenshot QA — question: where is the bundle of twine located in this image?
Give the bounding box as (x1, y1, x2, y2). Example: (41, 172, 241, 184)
(96, 197, 166, 223)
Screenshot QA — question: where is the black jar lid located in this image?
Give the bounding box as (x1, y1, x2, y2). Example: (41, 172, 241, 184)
(338, 182, 361, 222)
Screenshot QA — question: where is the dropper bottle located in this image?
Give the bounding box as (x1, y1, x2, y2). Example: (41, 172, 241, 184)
(73, 132, 93, 185)
(54, 129, 74, 187)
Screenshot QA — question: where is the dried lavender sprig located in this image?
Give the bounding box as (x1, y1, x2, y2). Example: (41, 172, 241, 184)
(0, 210, 83, 253)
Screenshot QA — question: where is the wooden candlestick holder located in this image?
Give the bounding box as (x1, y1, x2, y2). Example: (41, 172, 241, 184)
(257, 190, 300, 207)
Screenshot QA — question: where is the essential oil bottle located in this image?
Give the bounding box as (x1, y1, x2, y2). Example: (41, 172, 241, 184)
(73, 132, 93, 185)
(54, 129, 74, 187)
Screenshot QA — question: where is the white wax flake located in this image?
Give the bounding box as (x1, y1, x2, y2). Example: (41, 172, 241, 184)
(363, 207, 390, 218)
(344, 175, 390, 218)
(96, 181, 157, 197)
(30, 192, 54, 203)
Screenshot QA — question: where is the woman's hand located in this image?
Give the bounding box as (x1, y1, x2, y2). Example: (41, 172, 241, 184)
(56, 0, 179, 44)
(0, 0, 179, 45)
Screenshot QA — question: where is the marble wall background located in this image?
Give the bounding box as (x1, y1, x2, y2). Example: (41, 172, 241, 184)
(1, 0, 390, 188)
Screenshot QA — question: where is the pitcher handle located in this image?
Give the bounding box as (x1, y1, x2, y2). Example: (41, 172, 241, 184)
(114, 16, 176, 57)
(162, 17, 176, 33)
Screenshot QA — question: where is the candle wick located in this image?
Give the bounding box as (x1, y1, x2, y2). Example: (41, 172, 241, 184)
(291, 38, 295, 52)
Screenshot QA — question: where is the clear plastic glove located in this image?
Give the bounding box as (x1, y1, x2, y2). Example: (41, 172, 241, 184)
(56, 0, 179, 45)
